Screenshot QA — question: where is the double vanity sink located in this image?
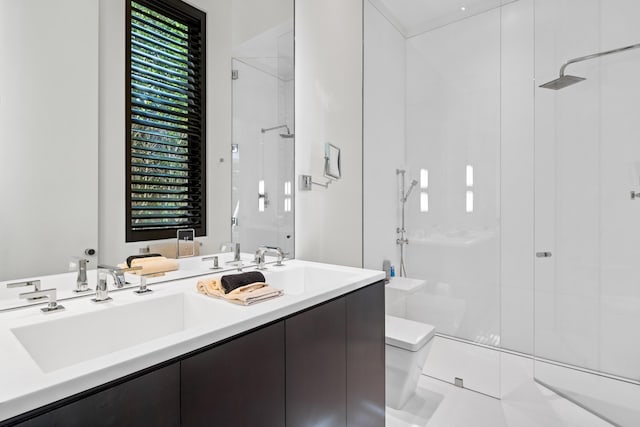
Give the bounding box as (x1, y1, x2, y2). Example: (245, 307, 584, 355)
(0, 260, 383, 424)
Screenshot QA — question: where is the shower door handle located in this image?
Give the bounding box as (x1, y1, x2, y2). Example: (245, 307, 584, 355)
(536, 252, 552, 258)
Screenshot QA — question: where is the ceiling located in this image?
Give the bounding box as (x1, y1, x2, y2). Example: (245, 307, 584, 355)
(368, 0, 518, 38)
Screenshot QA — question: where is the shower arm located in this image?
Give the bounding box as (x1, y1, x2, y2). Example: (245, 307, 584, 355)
(261, 124, 290, 134)
(558, 42, 640, 77)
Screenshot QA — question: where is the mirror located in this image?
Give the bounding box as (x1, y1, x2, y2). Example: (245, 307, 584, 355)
(0, 0, 100, 283)
(324, 143, 341, 180)
(231, 11, 294, 256)
(0, 0, 294, 310)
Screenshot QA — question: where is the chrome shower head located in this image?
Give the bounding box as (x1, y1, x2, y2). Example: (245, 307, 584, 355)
(539, 74, 586, 90)
(540, 41, 640, 90)
(279, 131, 295, 139)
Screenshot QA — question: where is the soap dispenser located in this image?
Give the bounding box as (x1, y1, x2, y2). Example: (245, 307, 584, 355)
(382, 259, 391, 284)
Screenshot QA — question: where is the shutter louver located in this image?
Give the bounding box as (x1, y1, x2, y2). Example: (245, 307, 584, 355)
(127, 0, 206, 242)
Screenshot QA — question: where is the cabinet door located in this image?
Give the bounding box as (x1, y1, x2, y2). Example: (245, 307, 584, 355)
(346, 281, 385, 427)
(285, 297, 347, 427)
(181, 321, 285, 427)
(14, 363, 180, 427)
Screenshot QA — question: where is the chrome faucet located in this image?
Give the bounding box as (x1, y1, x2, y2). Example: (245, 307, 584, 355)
(93, 268, 115, 303)
(202, 255, 222, 270)
(255, 246, 288, 270)
(133, 275, 152, 295)
(254, 247, 268, 270)
(7, 279, 45, 300)
(19, 288, 64, 313)
(220, 242, 241, 264)
(261, 246, 288, 266)
(93, 265, 141, 302)
(73, 257, 91, 293)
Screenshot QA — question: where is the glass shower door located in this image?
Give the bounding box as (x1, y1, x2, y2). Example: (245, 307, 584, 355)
(534, 1, 640, 425)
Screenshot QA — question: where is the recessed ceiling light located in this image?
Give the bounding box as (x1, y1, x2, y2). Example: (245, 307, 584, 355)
(461, 6, 466, 11)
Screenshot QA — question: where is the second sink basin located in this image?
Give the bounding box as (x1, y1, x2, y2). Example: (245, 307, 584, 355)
(263, 265, 360, 295)
(11, 292, 228, 373)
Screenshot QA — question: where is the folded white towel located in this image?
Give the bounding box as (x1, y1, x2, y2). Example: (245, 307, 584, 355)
(196, 280, 283, 306)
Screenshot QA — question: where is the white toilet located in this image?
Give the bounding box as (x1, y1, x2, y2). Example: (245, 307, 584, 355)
(385, 314, 436, 409)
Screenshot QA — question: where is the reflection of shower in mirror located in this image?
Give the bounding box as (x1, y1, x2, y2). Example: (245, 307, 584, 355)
(396, 169, 418, 277)
(261, 124, 294, 139)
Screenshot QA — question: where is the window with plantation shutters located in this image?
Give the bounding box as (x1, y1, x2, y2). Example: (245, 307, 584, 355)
(126, 0, 206, 242)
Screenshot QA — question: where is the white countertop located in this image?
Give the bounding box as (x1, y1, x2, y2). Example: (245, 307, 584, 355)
(0, 252, 275, 311)
(0, 259, 384, 422)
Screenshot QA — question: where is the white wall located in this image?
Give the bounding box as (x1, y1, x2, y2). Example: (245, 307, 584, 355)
(99, 0, 232, 265)
(363, 1, 406, 272)
(0, 0, 99, 279)
(232, 0, 291, 48)
(295, 0, 363, 267)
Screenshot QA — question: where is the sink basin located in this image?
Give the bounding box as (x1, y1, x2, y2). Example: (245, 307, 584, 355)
(263, 265, 359, 295)
(11, 292, 229, 373)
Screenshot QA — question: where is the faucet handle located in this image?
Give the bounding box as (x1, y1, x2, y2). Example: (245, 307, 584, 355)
(202, 255, 222, 270)
(7, 280, 46, 299)
(254, 247, 268, 270)
(133, 274, 153, 295)
(19, 288, 64, 313)
(7, 279, 41, 290)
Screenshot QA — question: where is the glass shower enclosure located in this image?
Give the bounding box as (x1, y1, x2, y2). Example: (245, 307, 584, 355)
(364, 0, 640, 422)
(533, 1, 640, 425)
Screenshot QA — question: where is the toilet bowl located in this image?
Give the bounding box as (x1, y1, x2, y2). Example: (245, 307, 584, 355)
(385, 315, 436, 409)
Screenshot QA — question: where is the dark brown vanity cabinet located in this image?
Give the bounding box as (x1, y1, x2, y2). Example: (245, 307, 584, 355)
(5, 281, 384, 427)
(181, 321, 286, 427)
(12, 363, 180, 427)
(285, 280, 385, 427)
(286, 297, 348, 427)
(346, 280, 385, 427)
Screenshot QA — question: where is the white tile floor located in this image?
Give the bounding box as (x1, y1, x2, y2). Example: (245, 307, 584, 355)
(386, 374, 614, 427)
(410, 336, 638, 426)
